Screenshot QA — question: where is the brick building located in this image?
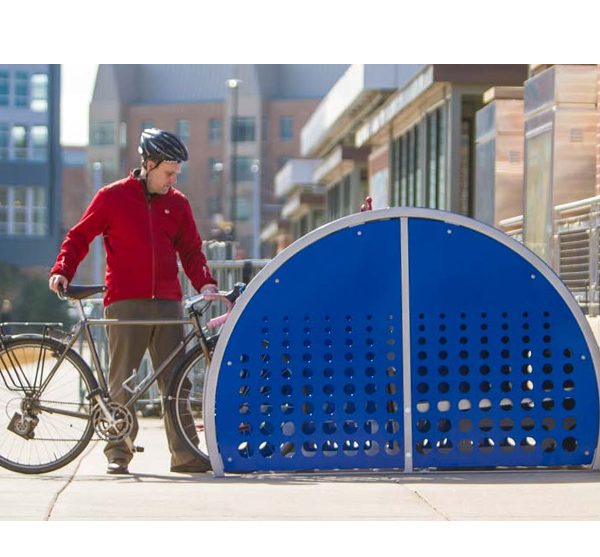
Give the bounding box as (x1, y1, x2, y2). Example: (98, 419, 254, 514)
(87, 64, 348, 258)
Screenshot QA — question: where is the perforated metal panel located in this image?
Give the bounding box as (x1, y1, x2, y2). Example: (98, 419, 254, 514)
(210, 219, 404, 473)
(205, 209, 600, 475)
(409, 218, 598, 468)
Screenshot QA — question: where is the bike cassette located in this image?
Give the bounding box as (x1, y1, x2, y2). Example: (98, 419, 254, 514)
(91, 402, 134, 441)
(8, 412, 39, 440)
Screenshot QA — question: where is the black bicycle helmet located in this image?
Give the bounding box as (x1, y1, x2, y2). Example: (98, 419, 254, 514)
(138, 128, 189, 164)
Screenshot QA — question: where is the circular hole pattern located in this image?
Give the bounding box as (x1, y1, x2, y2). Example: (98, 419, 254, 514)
(280, 442, 295, 458)
(385, 440, 401, 455)
(343, 440, 360, 456)
(364, 440, 380, 456)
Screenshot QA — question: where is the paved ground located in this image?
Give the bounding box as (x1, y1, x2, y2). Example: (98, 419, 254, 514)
(1, 418, 599, 521)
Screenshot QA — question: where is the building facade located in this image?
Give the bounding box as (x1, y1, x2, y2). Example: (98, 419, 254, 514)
(87, 64, 349, 259)
(356, 65, 528, 216)
(264, 64, 528, 256)
(490, 65, 600, 315)
(0, 64, 61, 269)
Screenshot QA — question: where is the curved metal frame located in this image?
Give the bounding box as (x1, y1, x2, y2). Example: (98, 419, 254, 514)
(205, 208, 600, 475)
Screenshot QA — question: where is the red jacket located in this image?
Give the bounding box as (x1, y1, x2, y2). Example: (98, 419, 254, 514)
(51, 171, 217, 306)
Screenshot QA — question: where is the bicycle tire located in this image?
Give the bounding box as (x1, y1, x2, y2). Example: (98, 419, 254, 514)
(0, 335, 96, 474)
(166, 345, 211, 464)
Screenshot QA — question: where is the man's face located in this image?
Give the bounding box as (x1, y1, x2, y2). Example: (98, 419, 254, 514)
(146, 161, 181, 195)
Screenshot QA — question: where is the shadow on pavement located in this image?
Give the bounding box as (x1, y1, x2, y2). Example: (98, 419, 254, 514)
(45, 468, 600, 486)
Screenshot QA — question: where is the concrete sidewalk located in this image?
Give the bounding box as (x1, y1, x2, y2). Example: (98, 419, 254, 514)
(1, 418, 599, 520)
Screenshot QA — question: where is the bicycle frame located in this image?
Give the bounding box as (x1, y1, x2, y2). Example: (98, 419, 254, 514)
(2, 298, 215, 427)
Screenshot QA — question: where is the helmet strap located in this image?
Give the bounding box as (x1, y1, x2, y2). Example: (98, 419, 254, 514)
(140, 158, 162, 199)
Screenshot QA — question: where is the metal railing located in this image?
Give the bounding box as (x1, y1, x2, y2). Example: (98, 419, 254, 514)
(499, 195, 600, 316)
(498, 215, 523, 242)
(553, 196, 600, 316)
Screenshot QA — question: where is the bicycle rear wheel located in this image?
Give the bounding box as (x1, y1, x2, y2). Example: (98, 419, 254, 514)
(166, 345, 211, 463)
(0, 335, 96, 474)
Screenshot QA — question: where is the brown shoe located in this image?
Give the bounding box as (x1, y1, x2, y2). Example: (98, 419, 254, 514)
(170, 460, 211, 473)
(106, 461, 130, 475)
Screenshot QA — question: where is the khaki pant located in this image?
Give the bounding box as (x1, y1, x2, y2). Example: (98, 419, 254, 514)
(103, 299, 199, 467)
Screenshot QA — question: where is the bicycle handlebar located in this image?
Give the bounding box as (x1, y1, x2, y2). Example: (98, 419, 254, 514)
(57, 282, 245, 329)
(185, 283, 245, 329)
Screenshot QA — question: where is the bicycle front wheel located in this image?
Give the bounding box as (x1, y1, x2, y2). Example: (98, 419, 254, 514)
(166, 345, 211, 463)
(0, 336, 96, 474)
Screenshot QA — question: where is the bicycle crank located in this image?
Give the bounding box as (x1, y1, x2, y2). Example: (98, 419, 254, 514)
(91, 402, 134, 441)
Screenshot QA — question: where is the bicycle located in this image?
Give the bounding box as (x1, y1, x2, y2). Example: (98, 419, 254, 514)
(0, 283, 244, 474)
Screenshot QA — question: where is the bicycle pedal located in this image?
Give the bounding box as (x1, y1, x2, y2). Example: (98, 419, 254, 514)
(134, 446, 145, 453)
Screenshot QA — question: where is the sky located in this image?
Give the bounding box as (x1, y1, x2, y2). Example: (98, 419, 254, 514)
(60, 64, 98, 146)
(52, 0, 593, 149)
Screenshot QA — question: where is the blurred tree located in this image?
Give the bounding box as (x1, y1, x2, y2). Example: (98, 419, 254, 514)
(0, 262, 73, 330)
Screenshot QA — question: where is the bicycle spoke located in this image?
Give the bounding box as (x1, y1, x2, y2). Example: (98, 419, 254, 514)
(168, 347, 211, 462)
(0, 338, 95, 473)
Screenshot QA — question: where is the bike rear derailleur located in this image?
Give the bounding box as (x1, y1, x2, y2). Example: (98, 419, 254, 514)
(8, 412, 39, 440)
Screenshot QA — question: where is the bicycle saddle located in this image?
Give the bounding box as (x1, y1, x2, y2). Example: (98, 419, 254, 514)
(61, 284, 106, 300)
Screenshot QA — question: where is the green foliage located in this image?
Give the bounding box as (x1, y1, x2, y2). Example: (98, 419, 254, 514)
(0, 262, 73, 331)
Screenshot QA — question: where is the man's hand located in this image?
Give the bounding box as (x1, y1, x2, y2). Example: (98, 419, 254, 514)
(200, 284, 219, 301)
(49, 274, 69, 294)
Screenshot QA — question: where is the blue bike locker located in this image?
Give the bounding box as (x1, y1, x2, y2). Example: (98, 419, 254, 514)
(204, 208, 600, 475)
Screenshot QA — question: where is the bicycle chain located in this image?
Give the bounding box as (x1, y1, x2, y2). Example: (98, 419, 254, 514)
(28, 400, 105, 441)
(35, 399, 92, 407)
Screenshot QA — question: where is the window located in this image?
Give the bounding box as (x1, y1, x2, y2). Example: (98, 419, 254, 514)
(437, 107, 447, 209)
(15, 72, 28, 107)
(140, 120, 154, 135)
(235, 198, 251, 220)
(426, 110, 438, 208)
(0, 123, 8, 160)
(459, 118, 473, 216)
(209, 158, 223, 182)
(391, 116, 437, 209)
(62, 149, 86, 167)
(327, 174, 353, 220)
(342, 174, 352, 216)
(30, 73, 48, 112)
(178, 162, 189, 184)
(525, 130, 553, 260)
(176, 119, 190, 142)
(313, 209, 325, 229)
(231, 117, 255, 143)
(11, 125, 28, 159)
(31, 126, 48, 161)
(119, 122, 127, 147)
(421, 105, 447, 210)
(207, 197, 221, 215)
(400, 135, 408, 205)
(208, 118, 221, 144)
(0, 186, 47, 236)
(0, 71, 8, 106)
(298, 214, 309, 238)
(90, 122, 115, 146)
(327, 183, 341, 221)
(407, 127, 419, 206)
(233, 156, 255, 182)
(280, 116, 293, 141)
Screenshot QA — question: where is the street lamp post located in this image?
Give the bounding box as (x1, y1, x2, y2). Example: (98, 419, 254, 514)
(92, 161, 103, 284)
(226, 78, 241, 241)
(251, 159, 261, 259)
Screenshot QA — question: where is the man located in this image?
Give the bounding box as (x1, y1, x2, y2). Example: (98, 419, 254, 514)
(49, 128, 218, 475)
